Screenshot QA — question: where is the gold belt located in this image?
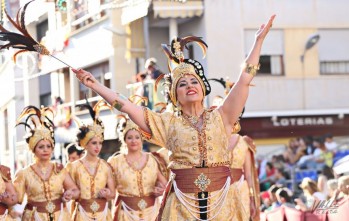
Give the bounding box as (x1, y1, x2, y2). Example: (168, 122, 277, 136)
(78, 198, 107, 213)
(25, 199, 63, 213)
(171, 166, 242, 193)
(118, 195, 156, 211)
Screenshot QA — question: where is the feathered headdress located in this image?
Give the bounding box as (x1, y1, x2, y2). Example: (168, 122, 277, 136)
(116, 95, 151, 141)
(0, 0, 72, 67)
(155, 36, 210, 110)
(16, 105, 55, 152)
(76, 99, 112, 148)
(116, 114, 140, 141)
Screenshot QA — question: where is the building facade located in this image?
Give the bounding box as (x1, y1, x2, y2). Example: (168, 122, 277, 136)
(1, 0, 349, 169)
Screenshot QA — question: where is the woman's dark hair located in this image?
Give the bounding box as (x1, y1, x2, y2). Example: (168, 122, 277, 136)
(77, 125, 90, 144)
(277, 188, 292, 203)
(268, 184, 280, 194)
(321, 165, 335, 179)
(66, 143, 84, 156)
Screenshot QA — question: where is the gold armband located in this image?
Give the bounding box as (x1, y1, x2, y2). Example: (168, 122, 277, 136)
(249, 187, 254, 197)
(112, 100, 123, 111)
(242, 63, 260, 76)
(112, 93, 127, 111)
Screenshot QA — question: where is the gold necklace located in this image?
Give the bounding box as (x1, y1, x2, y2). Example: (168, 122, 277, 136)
(183, 110, 205, 125)
(37, 163, 50, 177)
(85, 159, 98, 172)
(126, 153, 143, 169)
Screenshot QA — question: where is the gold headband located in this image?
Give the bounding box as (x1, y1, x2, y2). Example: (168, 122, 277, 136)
(169, 63, 206, 106)
(79, 123, 104, 148)
(28, 127, 55, 151)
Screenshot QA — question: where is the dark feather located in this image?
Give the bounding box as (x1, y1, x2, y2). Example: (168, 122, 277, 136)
(208, 78, 226, 88)
(76, 97, 95, 121)
(15, 122, 32, 131)
(0, 0, 49, 61)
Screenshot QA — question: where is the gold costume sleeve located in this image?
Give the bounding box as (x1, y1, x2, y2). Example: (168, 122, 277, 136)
(143, 107, 173, 147)
(13, 169, 26, 204)
(243, 135, 261, 221)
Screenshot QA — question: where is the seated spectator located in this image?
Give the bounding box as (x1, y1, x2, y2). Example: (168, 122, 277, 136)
(274, 168, 289, 187)
(298, 137, 333, 170)
(317, 165, 335, 198)
(327, 179, 338, 199)
(325, 134, 338, 153)
(276, 188, 296, 208)
(295, 177, 326, 211)
(338, 175, 349, 197)
(260, 191, 271, 212)
(260, 162, 276, 190)
(266, 184, 282, 211)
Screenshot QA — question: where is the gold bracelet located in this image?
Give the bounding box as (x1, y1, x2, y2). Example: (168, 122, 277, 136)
(242, 62, 260, 76)
(249, 187, 254, 197)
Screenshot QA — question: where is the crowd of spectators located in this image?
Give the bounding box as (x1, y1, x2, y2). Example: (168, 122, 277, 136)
(257, 134, 349, 214)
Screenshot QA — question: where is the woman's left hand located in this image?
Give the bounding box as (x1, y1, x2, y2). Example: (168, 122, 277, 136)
(255, 15, 276, 42)
(154, 181, 165, 197)
(98, 188, 111, 199)
(62, 189, 73, 202)
(250, 198, 257, 219)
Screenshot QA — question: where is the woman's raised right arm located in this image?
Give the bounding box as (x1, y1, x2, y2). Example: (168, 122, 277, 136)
(72, 69, 151, 133)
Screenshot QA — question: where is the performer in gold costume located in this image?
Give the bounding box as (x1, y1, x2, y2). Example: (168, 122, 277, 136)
(72, 15, 274, 220)
(108, 115, 167, 221)
(0, 165, 18, 221)
(229, 124, 260, 221)
(210, 80, 260, 221)
(67, 100, 115, 221)
(14, 106, 80, 221)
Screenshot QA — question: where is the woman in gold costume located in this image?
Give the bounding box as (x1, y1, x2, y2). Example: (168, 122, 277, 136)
(0, 165, 18, 221)
(67, 100, 115, 221)
(14, 106, 80, 221)
(72, 15, 274, 220)
(210, 80, 260, 221)
(108, 115, 167, 221)
(229, 125, 260, 221)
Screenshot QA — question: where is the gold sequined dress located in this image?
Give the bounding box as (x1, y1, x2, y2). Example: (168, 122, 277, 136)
(144, 108, 238, 221)
(108, 153, 160, 221)
(13, 163, 71, 221)
(67, 159, 112, 221)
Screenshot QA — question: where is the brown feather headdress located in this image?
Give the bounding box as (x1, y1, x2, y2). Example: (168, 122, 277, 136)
(16, 105, 55, 152)
(76, 99, 112, 148)
(0, 0, 72, 67)
(155, 36, 210, 110)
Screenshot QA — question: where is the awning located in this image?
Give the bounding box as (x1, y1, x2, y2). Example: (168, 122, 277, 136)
(153, 1, 204, 18)
(126, 18, 146, 59)
(121, 0, 150, 25)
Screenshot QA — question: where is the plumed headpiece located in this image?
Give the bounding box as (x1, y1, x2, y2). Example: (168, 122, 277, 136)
(116, 114, 141, 142)
(208, 78, 255, 96)
(116, 96, 151, 140)
(16, 106, 55, 152)
(155, 36, 210, 109)
(0, 0, 72, 67)
(76, 99, 111, 148)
